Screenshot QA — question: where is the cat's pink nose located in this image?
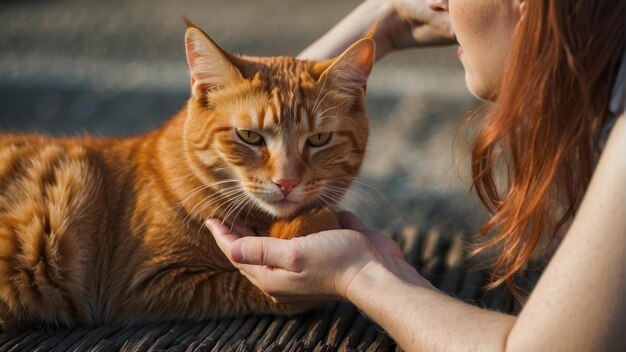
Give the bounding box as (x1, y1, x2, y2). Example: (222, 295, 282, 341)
(274, 179, 299, 197)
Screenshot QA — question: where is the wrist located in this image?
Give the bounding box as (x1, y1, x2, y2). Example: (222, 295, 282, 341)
(344, 257, 435, 302)
(343, 260, 399, 301)
(298, 0, 392, 61)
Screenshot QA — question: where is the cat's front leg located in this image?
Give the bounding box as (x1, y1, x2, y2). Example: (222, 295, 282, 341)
(0, 300, 17, 329)
(114, 266, 312, 324)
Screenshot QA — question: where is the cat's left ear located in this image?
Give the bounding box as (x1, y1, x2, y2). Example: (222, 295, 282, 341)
(314, 38, 375, 96)
(185, 24, 244, 101)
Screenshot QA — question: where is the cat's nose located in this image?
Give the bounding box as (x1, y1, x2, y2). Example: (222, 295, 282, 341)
(274, 179, 299, 197)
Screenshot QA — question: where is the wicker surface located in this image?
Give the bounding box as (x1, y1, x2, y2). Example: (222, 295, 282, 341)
(0, 227, 542, 352)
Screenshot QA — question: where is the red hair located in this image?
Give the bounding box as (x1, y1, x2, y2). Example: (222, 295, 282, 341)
(469, 0, 625, 301)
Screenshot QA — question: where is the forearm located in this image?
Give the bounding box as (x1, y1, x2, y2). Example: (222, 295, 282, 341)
(297, 0, 394, 61)
(346, 262, 516, 351)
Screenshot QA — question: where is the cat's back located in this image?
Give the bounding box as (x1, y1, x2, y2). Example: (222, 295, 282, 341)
(0, 134, 120, 326)
(0, 134, 108, 212)
(0, 133, 138, 237)
(0, 133, 117, 247)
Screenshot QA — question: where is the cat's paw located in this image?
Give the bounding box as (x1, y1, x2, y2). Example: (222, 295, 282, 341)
(0, 300, 18, 330)
(269, 208, 341, 239)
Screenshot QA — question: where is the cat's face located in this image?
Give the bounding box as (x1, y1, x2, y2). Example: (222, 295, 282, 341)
(183, 25, 374, 219)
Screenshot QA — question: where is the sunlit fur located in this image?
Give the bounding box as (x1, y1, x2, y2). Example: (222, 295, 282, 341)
(0, 24, 374, 328)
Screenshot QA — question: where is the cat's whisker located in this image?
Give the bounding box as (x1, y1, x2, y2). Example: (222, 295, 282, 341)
(185, 186, 241, 220)
(325, 176, 394, 208)
(228, 195, 256, 234)
(184, 186, 243, 227)
(208, 190, 246, 222)
(311, 197, 327, 212)
(174, 179, 241, 220)
(311, 72, 330, 115)
(219, 193, 249, 228)
(242, 199, 256, 233)
(318, 192, 343, 206)
(309, 192, 327, 207)
(194, 191, 247, 238)
(321, 188, 375, 219)
(346, 182, 396, 214)
(317, 189, 341, 204)
(320, 189, 379, 226)
(323, 186, 382, 227)
(192, 188, 243, 223)
(173, 186, 208, 219)
(315, 193, 337, 212)
(315, 115, 345, 119)
(312, 90, 334, 117)
(325, 187, 377, 213)
(325, 189, 360, 208)
(176, 178, 240, 204)
(316, 106, 338, 120)
(325, 185, 375, 206)
(219, 193, 247, 223)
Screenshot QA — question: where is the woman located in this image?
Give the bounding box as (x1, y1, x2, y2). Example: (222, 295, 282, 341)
(206, 0, 625, 350)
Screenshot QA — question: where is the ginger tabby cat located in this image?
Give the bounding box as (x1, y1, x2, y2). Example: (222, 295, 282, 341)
(0, 22, 374, 328)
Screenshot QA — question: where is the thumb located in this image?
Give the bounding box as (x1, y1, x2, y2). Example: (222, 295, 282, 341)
(232, 237, 303, 272)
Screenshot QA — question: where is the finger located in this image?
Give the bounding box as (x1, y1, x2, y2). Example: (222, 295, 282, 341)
(231, 236, 303, 272)
(423, 11, 455, 40)
(236, 264, 263, 287)
(206, 219, 243, 262)
(337, 211, 369, 231)
(205, 221, 300, 296)
(412, 29, 455, 46)
(236, 264, 299, 296)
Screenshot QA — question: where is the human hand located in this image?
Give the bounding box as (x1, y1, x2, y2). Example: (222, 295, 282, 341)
(385, 0, 456, 48)
(298, 0, 455, 61)
(205, 211, 419, 305)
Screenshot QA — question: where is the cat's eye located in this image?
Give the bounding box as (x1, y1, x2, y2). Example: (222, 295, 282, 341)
(237, 130, 264, 145)
(307, 132, 332, 147)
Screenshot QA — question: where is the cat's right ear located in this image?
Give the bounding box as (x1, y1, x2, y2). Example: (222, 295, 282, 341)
(313, 38, 375, 97)
(185, 26, 244, 101)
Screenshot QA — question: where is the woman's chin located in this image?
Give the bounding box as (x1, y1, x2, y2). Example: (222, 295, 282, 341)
(465, 72, 498, 102)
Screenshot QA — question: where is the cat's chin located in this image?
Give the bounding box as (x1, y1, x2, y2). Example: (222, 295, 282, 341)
(258, 199, 303, 219)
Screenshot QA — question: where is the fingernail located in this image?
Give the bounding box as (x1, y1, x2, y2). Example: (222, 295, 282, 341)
(231, 242, 245, 262)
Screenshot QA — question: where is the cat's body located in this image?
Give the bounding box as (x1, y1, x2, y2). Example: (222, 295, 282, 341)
(0, 24, 374, 328)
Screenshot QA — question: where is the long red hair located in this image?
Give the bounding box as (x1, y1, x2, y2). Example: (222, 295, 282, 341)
(469, 0, 624, 300)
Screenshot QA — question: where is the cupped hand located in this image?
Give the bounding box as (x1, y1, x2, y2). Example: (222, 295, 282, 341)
(205, 211, 411, 305)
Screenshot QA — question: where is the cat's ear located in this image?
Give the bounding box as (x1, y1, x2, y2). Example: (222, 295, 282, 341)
(185, 25, 244, 101)
(315, 38, 375, 96)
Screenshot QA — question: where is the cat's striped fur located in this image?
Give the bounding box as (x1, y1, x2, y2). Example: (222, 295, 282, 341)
(0, 23, 374, 328)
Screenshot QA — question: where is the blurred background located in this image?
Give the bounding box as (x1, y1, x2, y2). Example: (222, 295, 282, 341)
(0, 0, 487, 234)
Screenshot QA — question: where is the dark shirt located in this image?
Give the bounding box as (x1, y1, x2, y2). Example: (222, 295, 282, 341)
(600, 47, 625, 150)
